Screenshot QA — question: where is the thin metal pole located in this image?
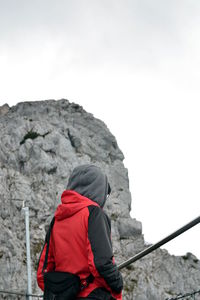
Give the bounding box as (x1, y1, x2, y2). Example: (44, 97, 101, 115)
(118, 216, 200, 270)
(22, 206, 32, 300)
(0, 290, 43, 298)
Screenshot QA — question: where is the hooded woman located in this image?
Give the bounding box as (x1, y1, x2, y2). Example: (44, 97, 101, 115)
(37, 164, 123, 299)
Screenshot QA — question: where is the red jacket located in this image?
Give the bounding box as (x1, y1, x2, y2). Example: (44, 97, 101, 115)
(37, 190, 123, 299)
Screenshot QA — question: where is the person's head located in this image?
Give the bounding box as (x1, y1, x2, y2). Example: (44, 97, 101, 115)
(67, 164, 111, 207)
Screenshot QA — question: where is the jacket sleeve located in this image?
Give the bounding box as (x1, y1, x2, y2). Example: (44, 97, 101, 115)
(87, 205, 123, 294)
(37, 235, 55, 291)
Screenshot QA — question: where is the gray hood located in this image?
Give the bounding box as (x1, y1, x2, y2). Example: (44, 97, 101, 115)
(67, 164, 111, 207)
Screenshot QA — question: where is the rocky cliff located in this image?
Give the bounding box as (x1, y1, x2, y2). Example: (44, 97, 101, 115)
(0, 99, 199, 300)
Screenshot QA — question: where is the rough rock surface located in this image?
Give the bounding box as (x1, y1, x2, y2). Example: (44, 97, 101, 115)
(0, 99, 199, 299)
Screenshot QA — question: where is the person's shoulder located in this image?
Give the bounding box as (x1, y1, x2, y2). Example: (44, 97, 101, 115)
(102, 210, 111, 224)
(87, 205, 109, 221)
(87, 206, 110, 224)
(87, 204, 102, 215)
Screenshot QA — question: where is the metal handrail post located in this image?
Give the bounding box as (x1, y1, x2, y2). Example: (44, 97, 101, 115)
(118, 216, 200, 270)
(22, 206, 32, 300)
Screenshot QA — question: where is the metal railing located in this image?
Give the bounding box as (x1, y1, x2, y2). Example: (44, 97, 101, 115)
(0, 216, 199, 299)
(0, 290, 42, 299)
(0, 289, 200, 299)
(166, 289, 200, 299)
(118, 216, 200, 269)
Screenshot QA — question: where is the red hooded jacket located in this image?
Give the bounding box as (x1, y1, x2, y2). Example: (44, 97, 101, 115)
(37, 190, 123, 299)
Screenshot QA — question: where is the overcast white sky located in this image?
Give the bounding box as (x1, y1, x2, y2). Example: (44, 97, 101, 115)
(0, 0, 199, 259)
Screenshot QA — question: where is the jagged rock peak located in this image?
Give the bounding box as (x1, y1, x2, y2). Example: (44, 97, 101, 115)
(0, 99, 199, 300)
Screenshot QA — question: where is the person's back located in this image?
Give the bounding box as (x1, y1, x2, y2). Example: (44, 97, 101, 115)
(37, 164, 123, 299)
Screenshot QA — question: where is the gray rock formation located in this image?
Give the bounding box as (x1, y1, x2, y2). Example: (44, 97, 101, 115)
(0, 99, 199, 299)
